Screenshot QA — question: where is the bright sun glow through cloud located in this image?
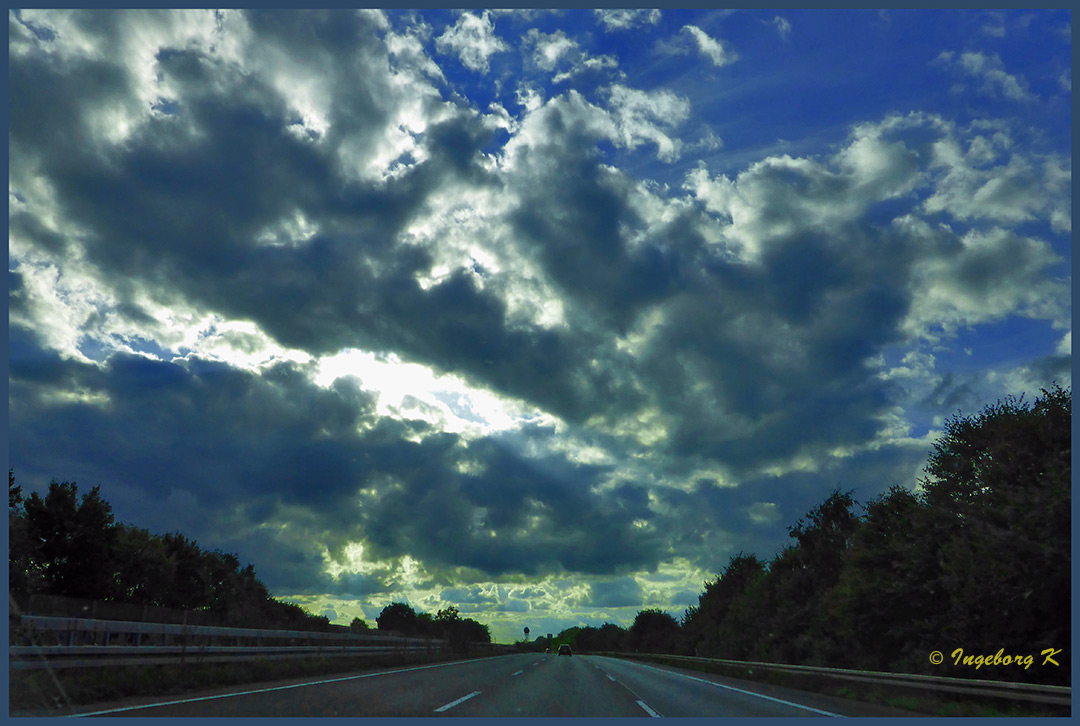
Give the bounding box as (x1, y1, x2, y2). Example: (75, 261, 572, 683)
(314, 349, 550, 437)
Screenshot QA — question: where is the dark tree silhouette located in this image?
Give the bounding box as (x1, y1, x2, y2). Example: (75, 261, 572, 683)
(629, 608, 680, 653)
(22, 481, 118, 600)
(376, 601, 421, 633)
(683, 552, 764, 656)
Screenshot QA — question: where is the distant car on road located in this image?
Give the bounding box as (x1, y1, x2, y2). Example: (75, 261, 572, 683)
(558, 644, 572, 656)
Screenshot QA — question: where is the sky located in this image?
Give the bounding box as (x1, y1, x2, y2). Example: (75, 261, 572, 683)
(7, 8, 1071, 644)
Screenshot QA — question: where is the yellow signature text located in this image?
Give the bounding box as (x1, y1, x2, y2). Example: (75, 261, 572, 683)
(950, 647, 1062, 670)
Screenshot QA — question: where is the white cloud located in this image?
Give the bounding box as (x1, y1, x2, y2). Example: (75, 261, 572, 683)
(606, 85, 691, 162)
(552, 54, 619, 85)
(933, 50, 1036, 102)
(983, 359, 1072, 406)
(924, 132, 1071, 232)
(386, 24, 446, 83)
(13, 9, 249, 145)
(684, 133, 919, 257)
(525, 29, 577, 71)
(435, 10, 507, 74)
(523, 28, 620, 84)
(686, 112, 1069, 261)
(900, 221, 1067, 340)
(745, 502, 781, 525)
(595, 9, 661, 32)
(772, 16, 791, 39)
(503, 86, 691, 165)
(681, 25, 737, 67)
(314, 348, 552, 438)
(686, 127, 723, 153)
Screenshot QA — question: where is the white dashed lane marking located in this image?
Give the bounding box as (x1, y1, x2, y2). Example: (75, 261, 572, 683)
(637, 700, 662, 717)
(433, 691, 481, 713)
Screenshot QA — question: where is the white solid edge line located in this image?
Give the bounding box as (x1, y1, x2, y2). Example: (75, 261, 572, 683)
(433, 690, 481, 712)
(70, 655, 500, 717)
(623, 660, 844, 718)
(592, 661, 662, 717)
(636, 700, 662, 718)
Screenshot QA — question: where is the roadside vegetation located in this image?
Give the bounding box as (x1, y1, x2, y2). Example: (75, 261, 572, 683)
(9, 473, 491, 647)
(373, 601, 491, 650)
(8, 472, 339, 633)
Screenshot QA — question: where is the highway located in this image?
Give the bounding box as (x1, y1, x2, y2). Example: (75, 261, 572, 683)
(65, 653, 918, 717)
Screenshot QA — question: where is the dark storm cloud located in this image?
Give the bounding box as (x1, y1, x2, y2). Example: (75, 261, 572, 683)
(326, 571, 392, 599)
(10, 333, 377, 514)
(505, 98, 696, 338)
(357, 434, 668, 576)
(9, 327, 670, 590)
(628, 224, 912, 473)
(586, 577, 644, 608)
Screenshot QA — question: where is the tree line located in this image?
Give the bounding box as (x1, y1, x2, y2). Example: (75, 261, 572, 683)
(9, 470, 499, 648)
(8, 473, 339, 631)
(372, 601, 491, 651)
(545, 387, 1070, 686)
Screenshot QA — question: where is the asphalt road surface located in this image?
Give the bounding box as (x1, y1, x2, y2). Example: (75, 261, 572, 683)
(65, 653, 919, 717)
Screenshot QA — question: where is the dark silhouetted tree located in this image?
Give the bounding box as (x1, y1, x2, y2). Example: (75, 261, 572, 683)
(823, 485, 945, 670)
(377, 601, 420, 633)
(683, 552, 765, 656)
(629, 608, 680, 653)
(23, 481, 118, 599)
(9, 470, 35, 599)
(920, 386, 1070, 682)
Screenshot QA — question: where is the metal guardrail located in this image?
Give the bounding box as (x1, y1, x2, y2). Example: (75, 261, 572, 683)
(10, 615, 491, 671)
(598, 652, 1071, 706)
(14, 615, 440, 645)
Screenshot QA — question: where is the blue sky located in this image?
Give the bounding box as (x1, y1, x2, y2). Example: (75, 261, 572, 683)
(8, 8, 1071, 643)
